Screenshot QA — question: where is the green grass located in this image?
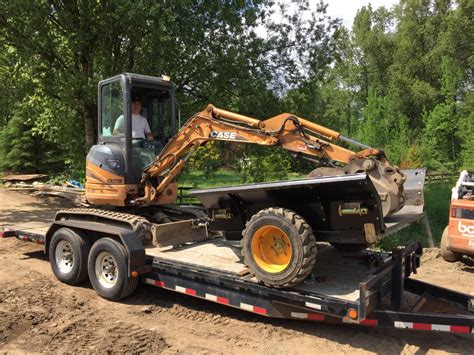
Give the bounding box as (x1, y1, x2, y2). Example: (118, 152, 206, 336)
(176, 169, 305, 203)
(178, 169, 242, 188)
(378, 183, 451, 250)
(178, 169, 305, 188)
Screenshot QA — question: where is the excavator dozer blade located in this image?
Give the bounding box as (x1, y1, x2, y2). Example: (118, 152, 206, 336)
(152, 219, 208, 248)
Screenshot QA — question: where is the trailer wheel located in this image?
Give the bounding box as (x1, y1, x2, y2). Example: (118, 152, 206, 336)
(49, 228, 91, 285)
(88, 238, 138, 301)
(330, 243, 366, 253)
(242, 208, 317, 288)
(440, 226, 462, 262)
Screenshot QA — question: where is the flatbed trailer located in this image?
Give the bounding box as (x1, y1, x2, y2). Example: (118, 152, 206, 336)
(2, 203, 473, 335)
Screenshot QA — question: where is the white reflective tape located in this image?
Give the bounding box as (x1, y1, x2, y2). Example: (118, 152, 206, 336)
(291, 312, 308, 319)
(432, 324, 450, 332)
(342, 318, 357, 324)
(175, 285, 186, 293)
(305, 302, 322, 310)
(145, 278, 154, 285)
(205, 293, 217, 302)
(394, 321, 413, 329)
(240, 303, 253, 312)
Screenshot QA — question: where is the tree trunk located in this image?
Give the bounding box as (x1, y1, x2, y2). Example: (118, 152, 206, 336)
(83, 102, 97, 150)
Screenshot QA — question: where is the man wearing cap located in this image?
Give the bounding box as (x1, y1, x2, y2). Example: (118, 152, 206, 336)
(113, 96, 154, 141)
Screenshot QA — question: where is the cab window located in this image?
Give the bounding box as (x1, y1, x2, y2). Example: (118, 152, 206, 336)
(149, 91, 172, 144)
(101, 81, 123, 137)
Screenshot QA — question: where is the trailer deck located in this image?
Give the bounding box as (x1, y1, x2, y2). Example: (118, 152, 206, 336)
(148, 240, 385, 303)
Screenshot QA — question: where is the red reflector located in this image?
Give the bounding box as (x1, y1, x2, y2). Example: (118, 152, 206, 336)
(253, 306, 267, 315)
(450, 325, 470, 333)
(185, 288, 197, 296)
(413, 323, 432, 331)
(216, 296, 229, 305)
(307, 313, 325, 321)
(154, 280, 165, 287)
(360, 319, 378, 326)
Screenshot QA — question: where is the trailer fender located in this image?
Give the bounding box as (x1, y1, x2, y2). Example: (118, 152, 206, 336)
(45, 220, 150, 276)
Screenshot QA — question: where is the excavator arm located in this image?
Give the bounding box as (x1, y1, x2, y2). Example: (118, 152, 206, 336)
(138, 104, 406, 217)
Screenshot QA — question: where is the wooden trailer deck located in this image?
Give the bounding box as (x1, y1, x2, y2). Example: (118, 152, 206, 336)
(146, 239, 387, 302)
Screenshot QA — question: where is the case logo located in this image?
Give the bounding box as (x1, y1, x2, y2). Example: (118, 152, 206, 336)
(209, 131, 237, 140)
(107, 179, 123, 184)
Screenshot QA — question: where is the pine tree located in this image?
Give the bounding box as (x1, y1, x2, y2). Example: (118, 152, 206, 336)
(0, 110, 65, 174)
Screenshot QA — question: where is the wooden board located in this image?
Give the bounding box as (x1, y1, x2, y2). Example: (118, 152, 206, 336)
(146, 239, 245, 274)
(1, 174, 48, 181)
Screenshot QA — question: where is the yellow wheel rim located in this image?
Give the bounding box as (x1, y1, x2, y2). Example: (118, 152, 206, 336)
(251, 225, 292, 273)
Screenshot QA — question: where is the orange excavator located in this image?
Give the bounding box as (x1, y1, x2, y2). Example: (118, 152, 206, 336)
(50, 73, 407, 292)
(86, 73, 405, 217)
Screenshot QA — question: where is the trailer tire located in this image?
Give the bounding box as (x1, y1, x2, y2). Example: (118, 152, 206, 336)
(87, 238, 139, 301)
(330, 243, 366, 253)
(242, 208, 317, 288)
(440, 226, 462, 262)
(49, 228, 91, 285)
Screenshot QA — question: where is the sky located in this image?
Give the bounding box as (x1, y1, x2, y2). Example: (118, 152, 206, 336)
(255, 1, 400, 38)
(325, 0, 399, 28)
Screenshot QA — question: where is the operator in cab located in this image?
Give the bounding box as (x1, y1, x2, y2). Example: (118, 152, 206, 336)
(113, 96, 154, 141)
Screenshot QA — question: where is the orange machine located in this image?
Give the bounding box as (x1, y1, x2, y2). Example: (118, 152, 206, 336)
(79, 73, 408, 288)
(441, 170, 474, 262)
(86, 73, 406, 217)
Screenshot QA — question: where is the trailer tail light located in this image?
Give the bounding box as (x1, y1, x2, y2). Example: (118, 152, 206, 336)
(348, 308, 358, 320)
(451, 207, 473, 219)
(451, 208, 456, 217)
(451, 207, 463, 218)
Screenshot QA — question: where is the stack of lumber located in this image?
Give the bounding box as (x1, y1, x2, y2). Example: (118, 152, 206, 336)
(1, 174, 87, 207)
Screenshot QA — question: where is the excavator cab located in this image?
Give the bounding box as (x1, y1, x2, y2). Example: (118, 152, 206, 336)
(86, 73, 177, 206)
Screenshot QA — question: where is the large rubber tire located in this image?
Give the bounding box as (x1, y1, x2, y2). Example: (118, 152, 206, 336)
(87, 238, 139, 301)
(440, 226, 462, 262)
(241, 208, 317, 288)
(49, 227, 91, 285)
(330, 243, 366, 253)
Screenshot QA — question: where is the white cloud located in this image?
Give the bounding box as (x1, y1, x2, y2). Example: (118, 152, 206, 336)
(325, 0, 399, 28)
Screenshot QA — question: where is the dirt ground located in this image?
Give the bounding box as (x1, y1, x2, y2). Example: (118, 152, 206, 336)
(0, 188, 473, 354)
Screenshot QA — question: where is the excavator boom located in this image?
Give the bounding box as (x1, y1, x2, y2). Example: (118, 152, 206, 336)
(137, 104, 405, 217)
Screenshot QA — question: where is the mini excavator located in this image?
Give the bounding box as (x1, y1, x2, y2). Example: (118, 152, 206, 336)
(86, 73, 405, 216)
(81, 73, 407, 288)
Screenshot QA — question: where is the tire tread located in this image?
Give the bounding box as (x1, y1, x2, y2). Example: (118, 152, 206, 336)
(242, 207, 317, 288)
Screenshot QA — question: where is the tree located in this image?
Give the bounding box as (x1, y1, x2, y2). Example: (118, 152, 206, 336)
(0, 100, 65, 174)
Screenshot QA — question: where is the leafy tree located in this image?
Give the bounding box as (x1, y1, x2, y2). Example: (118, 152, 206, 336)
(420, 57, 463, 171)
(1, 0, 473, 179)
